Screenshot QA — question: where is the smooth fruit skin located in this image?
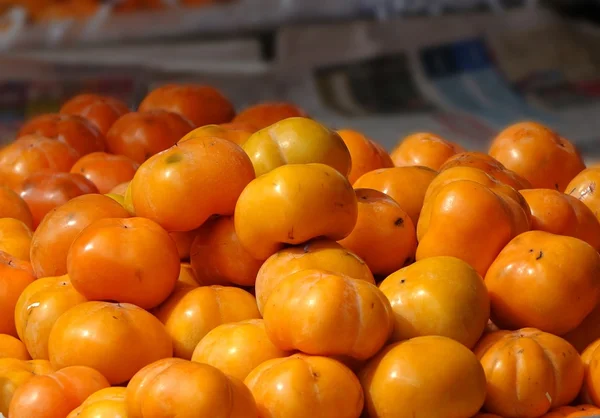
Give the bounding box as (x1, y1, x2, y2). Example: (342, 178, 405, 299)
(190, 216, 263, 287)
(474, 328, 583, 418)
(178, 124, 252, 146)
(564, 305, 600, 353)
(359, 336, 486, 418)
(67, 217, 180, 310)
(0, 253, 36, 337)
(353, 165, 438, 226)
(580, 339, 600, 406)
(9, 365, 110, 418)
(66, 387, 127, 418)
(485, 231, 600, 335)
(233, 101, 307, 130)
(48, 301, 173, 385)
(339, 188, 417, 276)
(30, 194, 131, 278)
(390, 132, 465, 170)
(417, 179, 528, 277)
(520, 188, 600, 251)
(566, 167, 600, 223)
(17, 113, 105, 157)
(337, 129, 394, 184)
(0, 136, 80, 191)
(379, 256, 489, 349)
(70, 151, 139, 194)
(138, 83, 236, 127)
(241, 117, 352, 178)
(131, 136, 255, 232)
(263, 269, 394, 360)
(489, 121, 585, 190)
(19, 172, 99, 228)
(60, 93, 130, 135)
(0, 334, 30, 360)
(105, 109, 193, 163)
(245, 354, 363, 418)
(126, 358, 257, 418)
(14, 275, 87, 360)
(0, 186, 34, 229)
(0, 218, 32, 261)
(234, 163, 358, 260)
(440, 151, 532, 190)
(191, 319, 291, 382)
(254, 239, 374, 314)
(0, 359, 55, 416)
(153, 285, 261, 360)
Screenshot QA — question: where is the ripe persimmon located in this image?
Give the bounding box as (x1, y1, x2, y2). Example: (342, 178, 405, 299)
(390, 132, 464, 170)
(60, 94, 130, 135)
(70, 151, 138, 194)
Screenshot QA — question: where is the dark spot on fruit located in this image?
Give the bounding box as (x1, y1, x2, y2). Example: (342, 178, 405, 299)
(312, 371, 320, 379)
(370, 302, 375, 308)
(165, 153, 183, 164)
(554, 183, 559, 190)
(517, 349, 524, 354)
(536, 250, 543, 260)
(528, 249, 534, 253)
(287, 228, 294, 240)
(360, 195, 368, 200)
(400, 279, 406, 284)
(394, 218, 404, 227)
(112, 316, 118, 320)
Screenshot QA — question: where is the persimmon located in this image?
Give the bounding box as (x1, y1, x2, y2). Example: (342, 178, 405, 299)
(0, 218, 32, 261)
(127, 358, 257, 418)
(109, 181, 130, 196)
(564, 306, 600, 353)
(17, 113, 105, 157)
(191, 319, 291, 381)
(221, 121, 259, 133)
(66, 387, 127, 418)
(0, 252, 36, 337)
(153, 285, 260, 360)
(0, 135, 80, 191)
(60, 94, 130, 135)
(472, 414, 504, 418)
(138, 83, 235, 127)
(70, 151, 139, 194)
(9, 365, 109, 418)
(353, 165, 438, 225)
(242, 117, 351, 178)
(486, 231, 600, 335)
(263, 269, 393, 359)
(14, 275, 87, 360)
(0, 335, 30, 360)
(67, 217, 179, 309)
(0, 186, 34, 229)
(566, 167, 600, 222)
(489, 121, 585, 190)
(440, 151, 531, 190)
(48, 301, 173, 385)
(0, 358, 55, 416)
(234, 163, 358, 260)
(360, 336, 486, 418)
(338, 188, 417, 275)
(580, 339, 600, 406)
(19, 172, 98, 228)
(169, 229, 197, 260)
(130, 136, 255, 232)
(520, 188, 600, 250)
(336, 129, 394, 183)
(30, 193, 130, 278)
(379, 256, 489, 349)
(474, 328, 583, 417)
(105, 109, 193, 163)
(177, 262, 199, 287)
(178, 124, 252, 146)
(232, 101, 307, 130)
(390, 132, 464, 170)
(417, 179, 528, 276)
(542, 405, 600, 417)
(190, 216, 262, 287)
(255, 239, 374, 314)
(245, 354, 363, 418)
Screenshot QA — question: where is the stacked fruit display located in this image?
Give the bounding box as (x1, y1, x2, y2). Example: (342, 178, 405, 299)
(1, 83, 600, 418)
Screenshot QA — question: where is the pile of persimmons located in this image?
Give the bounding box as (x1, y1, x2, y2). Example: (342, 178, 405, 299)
(1, 83, 600, 418)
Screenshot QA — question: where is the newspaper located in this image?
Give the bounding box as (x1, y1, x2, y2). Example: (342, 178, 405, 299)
(1, 8, 599, 163)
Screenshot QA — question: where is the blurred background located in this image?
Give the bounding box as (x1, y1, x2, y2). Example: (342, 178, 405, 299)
(0, 0, 599, 154)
